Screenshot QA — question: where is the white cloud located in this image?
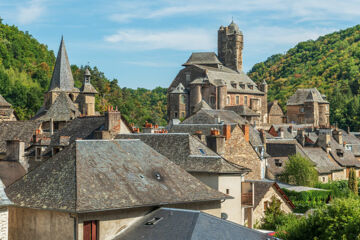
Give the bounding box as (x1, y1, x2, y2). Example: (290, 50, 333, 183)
(104, 28, 215, 51)
(17, 0, 45, 24)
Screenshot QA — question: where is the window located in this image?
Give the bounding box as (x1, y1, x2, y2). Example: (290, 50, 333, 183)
(300, 108, 304, 113)
(264, 201, 269, 210)
(240, 84, 245, 89)
(180, 112, 185, 118)
(244, 96, 248, 105)
(322, 177, 326, 182)
(275, 159, 282, 167)
(210, 96, 216, 105)
(199, 149, 205, 155)
(226, 189, 230, 194)
(185, 73, 191, 83)
(174, 112, 178, 118)
(180, 95, 185, 104)
(83, 220, 98, 240)
(248, 84, 253, 90)
(226, 96, 230, 105)
(54, 122, 59, 131)
(231, 82, 237, 88)
(345, 144, 352, 151)
(236, 96, 240, 105)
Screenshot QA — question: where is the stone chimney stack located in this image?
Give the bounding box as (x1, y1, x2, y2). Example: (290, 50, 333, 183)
(105, 107, 121, 133)
(297, 129, 306, 146)
(241, 124, 250, 142)
(278, 127, 284, 138)
(333, 128, 343, 145)
(318, 132, 331, 149)
(206, 129, 225, 154)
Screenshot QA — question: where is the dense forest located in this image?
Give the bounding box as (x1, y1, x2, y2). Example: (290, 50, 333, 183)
(249, 25, 360, 130)
(0, 20, 167, 126)
(3, 19, 360, 129)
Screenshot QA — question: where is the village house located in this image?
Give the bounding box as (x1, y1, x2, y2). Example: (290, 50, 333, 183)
(114, 208, 274, 240)
(247, 180, 295, 225)
(267, 100, 285, 124)
(167, 21, 268, 125)
(286, 88, 330, 127)
(116, 133, 254, 226)
(0, 95, 16, 122)
(4, 139, 229, 240)
(32, 37, 98, 132)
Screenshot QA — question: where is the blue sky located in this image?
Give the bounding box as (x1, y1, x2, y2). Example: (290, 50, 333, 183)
(1, 0, 360, 89)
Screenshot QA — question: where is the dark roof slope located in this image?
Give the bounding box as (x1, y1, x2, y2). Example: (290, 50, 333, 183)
(6, 140, 227, 212)
(115, 208, 272, 240)
(302, 147, 344, 174)
(116, 133, 248, 174)
(224, 105, 260, 116)
(183, 52, 222, 66)
(0, 121, 41, 152)
(287, 88, 328, 106)
(329, 138, 360, 168)
(33, 92, 80, 121)
(48, 37, 78, 92)
(183, 109, 247, 125)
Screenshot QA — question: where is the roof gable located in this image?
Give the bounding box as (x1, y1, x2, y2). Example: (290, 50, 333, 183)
(183, 52, 222, 66)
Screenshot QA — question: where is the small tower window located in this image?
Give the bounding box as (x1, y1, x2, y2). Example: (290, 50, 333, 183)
(85, 76, 90, 84)
(180, 95, 185, 104)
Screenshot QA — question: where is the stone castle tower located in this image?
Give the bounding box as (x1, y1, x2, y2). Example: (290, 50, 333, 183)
(218, 21, 244, 72)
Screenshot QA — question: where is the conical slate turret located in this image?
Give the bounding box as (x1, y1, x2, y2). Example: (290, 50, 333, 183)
(48, 37, 76, 92)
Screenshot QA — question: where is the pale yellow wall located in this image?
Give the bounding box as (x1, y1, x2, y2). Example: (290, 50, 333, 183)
(78, 207, 153, 240)
(219, 175, 243, 224)
(332, 169, 346, 181)
(8, 206, 74, 240)
(253, 186, 293, 226)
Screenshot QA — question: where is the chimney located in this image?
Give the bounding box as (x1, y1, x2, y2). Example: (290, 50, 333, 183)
(297, 129, 306, 146)
(143, 122, 154, 133)
(194, 130, 206, 143)
(207, 128, 225, 154)
(223, 124, 231, 140)
(241, 124, 250, 142)
(260, 129, 267, 151)
(347, 126, 351, 134)
(50, 118, 54, 135)
(105, 109, 121, 133)
(6, 140, 25, 162)
(318, 132, 331, 149)
(278, 127, 284, 138)
(333, 128, 343, 145)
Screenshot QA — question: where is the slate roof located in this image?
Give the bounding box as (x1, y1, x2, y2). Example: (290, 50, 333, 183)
(302, 147, 344, 174)
(0, 94, 11, 107)
(0, 161, 26, 187)
(6, 140, 228, 213)
(192, 64, 264, 94)
(287, 88, 328, 106)
(169, 123, 236, 136)
(182, 109, 247, 125)
(0, 121, 41, 153)
(329, 138, 360, 168)
(183, 52, 222, 66)
(247, 180, 295, 209)
(339, 129, 360, 156)
(193, 100, 212, 113)
(33, 92, 80, 121)
(224, 105, 260, 116)
(116, 133, 249, 174)
(115, 208, 272, 240)
(48, 37, 79, 92)
(80, 83, 98, 94)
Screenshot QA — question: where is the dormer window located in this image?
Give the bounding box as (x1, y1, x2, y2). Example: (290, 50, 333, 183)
(240, 84, 245, 89)
(336, 149, 344, 157)
(231, 82, 237, 88)
(248, 84, 253, 90)
(345, 145, 352, 151)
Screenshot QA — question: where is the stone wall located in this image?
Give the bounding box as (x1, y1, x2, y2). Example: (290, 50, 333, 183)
(223, 125, 261, 180)
(268, 101, 284, 124)
(332, 169, 346, 181)
(253, 186, 293, 225)
(0, 208, 8, 240)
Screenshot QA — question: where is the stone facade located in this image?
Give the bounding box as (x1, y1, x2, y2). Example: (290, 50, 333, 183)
(167, 22, 268, 125)
(268, 100, 284, 124)
(0, 95, 16, 122)
(286, 88, 330, 127)
(222, 125, 262, 180)
(0, 208, 8, 240)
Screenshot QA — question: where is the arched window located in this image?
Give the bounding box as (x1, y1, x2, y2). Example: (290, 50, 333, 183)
(180, 95, 185, 104)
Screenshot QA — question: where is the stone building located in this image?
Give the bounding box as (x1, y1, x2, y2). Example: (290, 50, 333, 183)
(5, 140, 227, 240)
(267, 100, 285, 124)
(0, 95, 16, 121)
(167, 21, 268, 125)
(286, 88, 330, 127)
(33, 37, 98, 131)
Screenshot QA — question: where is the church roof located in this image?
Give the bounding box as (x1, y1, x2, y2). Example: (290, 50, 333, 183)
(33, 92, 80, 121)
(287, 88, 328, 106)
(183, 52, 222, 66)
(0, 94, 11, 107)
(6, 140, 228, 213)
(48, 37, 79, 92)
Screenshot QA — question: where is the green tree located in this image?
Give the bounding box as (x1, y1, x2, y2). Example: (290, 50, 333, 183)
(348, 168, 358, 195)
(280, 154, 318, 187)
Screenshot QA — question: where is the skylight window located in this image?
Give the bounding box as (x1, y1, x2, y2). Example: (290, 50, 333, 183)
(199, 149, 206, 155)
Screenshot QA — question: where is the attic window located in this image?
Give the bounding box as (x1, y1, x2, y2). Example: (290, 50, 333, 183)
(275, 159, 282, 167)
(154, 172, 162, 180)
(145, 217, 163, 226)
(199, 149, 206, 155)
(248, 84, 253, 90)
(240, 84, 245, 89)
(336, 149, 344, 157)
(231, 82, 237, 88)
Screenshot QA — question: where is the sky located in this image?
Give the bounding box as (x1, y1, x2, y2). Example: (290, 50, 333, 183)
(1, 0, 360, 89)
